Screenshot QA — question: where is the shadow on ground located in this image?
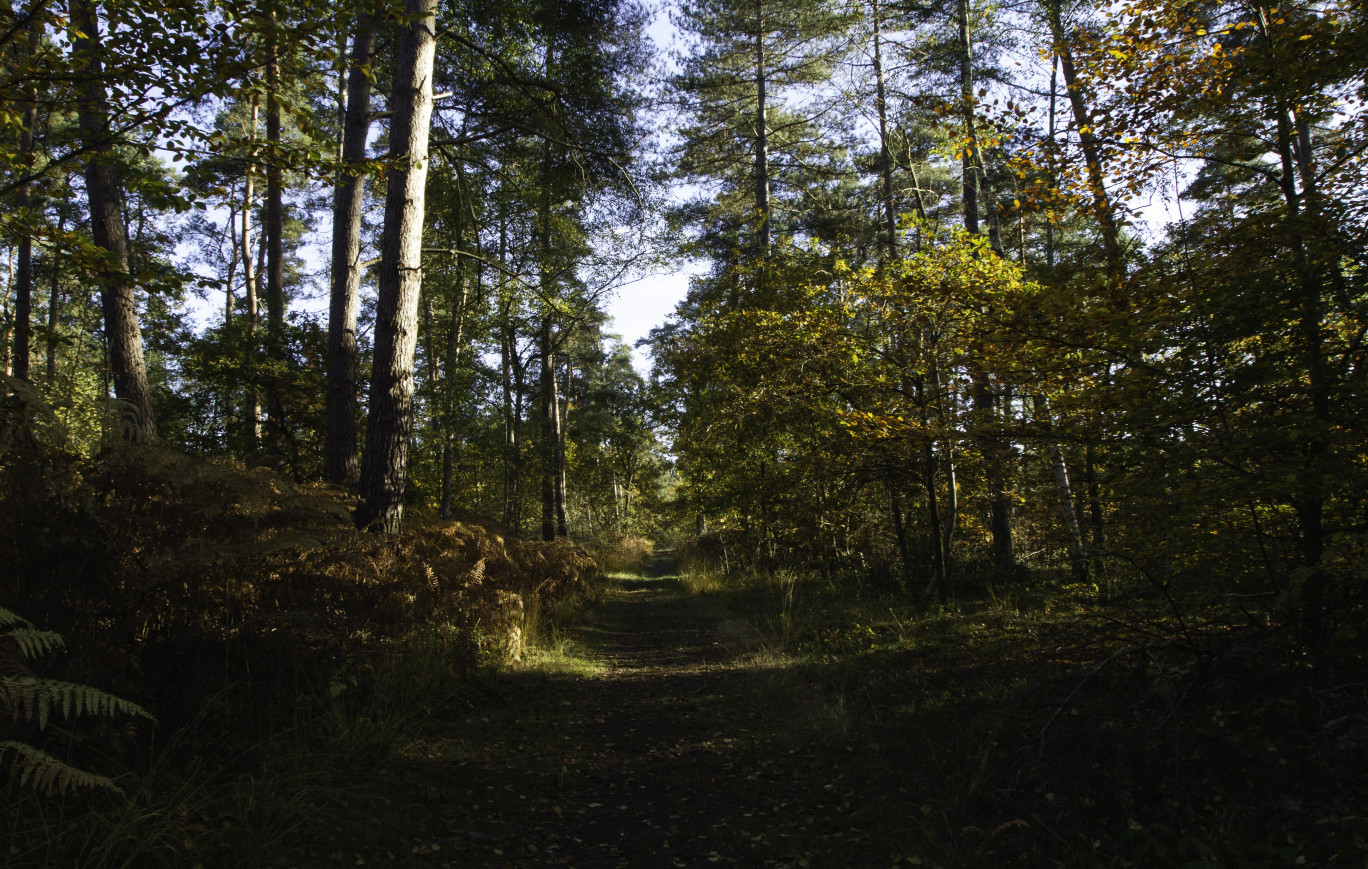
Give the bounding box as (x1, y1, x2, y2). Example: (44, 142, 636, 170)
(337, 553, 922, 869)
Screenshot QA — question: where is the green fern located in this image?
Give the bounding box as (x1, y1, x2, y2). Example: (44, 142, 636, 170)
(2, 676, 153, 732)
(7, 627, 65, 660)
(0, 740, 122, 796)
(0, 605, 153, 796)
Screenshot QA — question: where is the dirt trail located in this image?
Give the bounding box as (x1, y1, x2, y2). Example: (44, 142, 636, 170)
(374, 554, 908, 869)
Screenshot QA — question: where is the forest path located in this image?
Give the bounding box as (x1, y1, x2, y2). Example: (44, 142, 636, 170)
(355, 553, 912, 869)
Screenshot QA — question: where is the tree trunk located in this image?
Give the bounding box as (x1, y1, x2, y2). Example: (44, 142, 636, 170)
(871, 0, 897, 262)
(501, 306, 523, 531)
(45, 219, 61, 382)
(10, 14, 39, 382)
(1042, 0, 1122, 271)
(1253, 5, 1333, 641)
(440, 260, 469, 521)
(754, 2, 771, 256)
(917, 378, 951, 600)
(1045, 52, 1057, 272)
(975, 379, 1013, 570)
(1036, 396, 1087, 582)
(326, 10, 379, 485)
(957, 0, 979, 237)
(71, 0, 156, 440)
(539, 316, 558, 541)
(242, 95, 262, 448)
(556, 361, 572, 536)
(264, 6, 288, 443)
(355, 0, 437, 534)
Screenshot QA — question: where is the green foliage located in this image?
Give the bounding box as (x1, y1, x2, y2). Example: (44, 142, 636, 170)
(0, 606, 152, 797)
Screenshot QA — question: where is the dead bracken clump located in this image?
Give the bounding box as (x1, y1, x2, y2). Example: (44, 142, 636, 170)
(0, 429, 599, 737)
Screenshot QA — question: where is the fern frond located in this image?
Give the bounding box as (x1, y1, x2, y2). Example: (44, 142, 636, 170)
(0, 740, 124, 795)
(1, 676, 154, 731)
(0, 606, 31, 630)
(6, 628, 65, 661)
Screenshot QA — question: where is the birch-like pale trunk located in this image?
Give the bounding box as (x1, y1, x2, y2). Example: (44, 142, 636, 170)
(356, 0, 437, 534)
(1036, 396, 1087, 582)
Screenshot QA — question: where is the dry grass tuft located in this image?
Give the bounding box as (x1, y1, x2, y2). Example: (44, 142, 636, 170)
(583, 534, 654, 575)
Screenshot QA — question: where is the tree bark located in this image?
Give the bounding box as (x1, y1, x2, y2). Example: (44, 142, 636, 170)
(440, 256, 468, 521)
(539, 316, 558, 541)
(918, 377, 951, 600)
(71, 0, 156, 440)
(555, 359, 570, 537)
(957, 0, 979, 238)
(242, 95, 262, 448)
(1253, 5, 1333, 641)
(355, 0, 437, 534)
(263, 5, 288, 443)
(44, 216, 61, 382)
(500, 301, 522, 531)
(1042, 0, 1122, 271)
(975, 379, 1013, 570)
(326, 10, 379, 485)
(10, 13, 39, 382)
(754, 0, 771, 256)
(871, 0, 897, 262)
(1036, 396, 1087, 582)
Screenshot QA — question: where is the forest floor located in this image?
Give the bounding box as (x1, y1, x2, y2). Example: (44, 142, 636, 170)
(314, 552, 926, 869)
(268, 551, 1368, 869)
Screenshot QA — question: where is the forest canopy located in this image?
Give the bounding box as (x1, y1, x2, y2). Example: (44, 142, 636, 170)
(0, 0, 1361, 630)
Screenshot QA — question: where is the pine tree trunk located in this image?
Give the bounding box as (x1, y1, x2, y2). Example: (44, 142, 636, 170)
(957, 0, 979, 237)
(71, 0, 156, 440)
(242, 96, 262, 448)
(871, 0, 897, 261)
(539, 317, 557, 541)
(975, 380, 1013, 570)
(555, 359, 569, 537)
(440, 257, 468, 521)
(264, 7, 288, 443)
(501, 309, 522, 531)
(918, 377, 950, 600)
(10, 15, 39, 382)
(45, 220, 61, 383)
(754, 3, 771, 256)
(326, 11, 379, 485)
(355, 0, 437, 534)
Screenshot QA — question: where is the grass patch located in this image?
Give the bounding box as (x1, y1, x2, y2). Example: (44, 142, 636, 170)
(672, 559, 1368, 867)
